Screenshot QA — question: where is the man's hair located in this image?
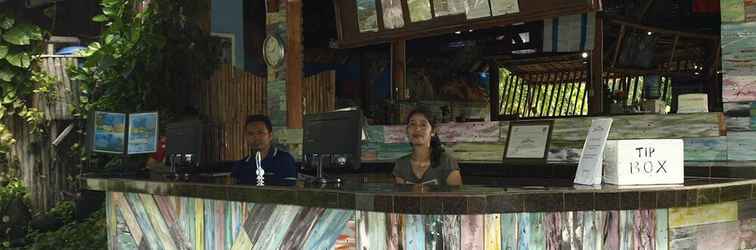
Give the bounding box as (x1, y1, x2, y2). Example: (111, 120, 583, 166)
(245, 114, 273, 133)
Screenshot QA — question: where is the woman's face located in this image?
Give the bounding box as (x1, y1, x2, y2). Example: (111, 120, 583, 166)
(407, 113, 433, 146)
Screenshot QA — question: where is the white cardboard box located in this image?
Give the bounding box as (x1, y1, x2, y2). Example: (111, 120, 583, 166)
(602, 139, 684, 185)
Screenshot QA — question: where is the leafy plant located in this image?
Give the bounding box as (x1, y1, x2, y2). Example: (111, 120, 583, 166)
(0, 5, 52, 146)
(70, 0, 220, 116)
(25, 206, 106, 250)
(0, 178, 26, 207)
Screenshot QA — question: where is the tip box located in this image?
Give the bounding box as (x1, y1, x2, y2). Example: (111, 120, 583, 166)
(603, 139, 684, 185)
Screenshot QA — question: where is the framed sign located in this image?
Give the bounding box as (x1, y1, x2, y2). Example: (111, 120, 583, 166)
(210, 32, 236, 67)
(503, 120, 553, 165)
(92, 111, 127, 154)
(90, 111, 159, 155)
(127, 112, 159, 154)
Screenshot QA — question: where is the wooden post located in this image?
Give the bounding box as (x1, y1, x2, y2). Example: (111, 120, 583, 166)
(265, 0, 288, 127)
(391, 40, 407, 101)
(589, 14, 604, 114)
(488, 60, 500, 120)
(287, 0, 303, 128)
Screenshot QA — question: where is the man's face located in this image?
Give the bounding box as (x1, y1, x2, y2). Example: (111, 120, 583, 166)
(245, 122, 272, 152)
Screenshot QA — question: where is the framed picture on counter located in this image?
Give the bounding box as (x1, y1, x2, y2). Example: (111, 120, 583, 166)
(503, 120, 554, 165)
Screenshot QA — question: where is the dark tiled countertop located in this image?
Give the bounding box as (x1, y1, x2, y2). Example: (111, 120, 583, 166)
(83, 175, 756, 214)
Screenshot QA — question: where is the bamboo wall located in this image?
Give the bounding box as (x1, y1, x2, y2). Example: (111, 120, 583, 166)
(303, 70, 336, 114)
(199, 66, 335, 161)
(9, 56, 84, 211)
(198, 65, 266, 161)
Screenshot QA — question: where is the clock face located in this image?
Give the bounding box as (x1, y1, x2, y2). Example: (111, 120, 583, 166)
(263, 35, 284, 67)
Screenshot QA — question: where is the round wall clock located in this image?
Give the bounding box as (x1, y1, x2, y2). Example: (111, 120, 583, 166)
(263, 34, 285, 68)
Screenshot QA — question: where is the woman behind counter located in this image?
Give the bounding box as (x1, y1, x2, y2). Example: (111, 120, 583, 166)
(393, 108, 462, 185)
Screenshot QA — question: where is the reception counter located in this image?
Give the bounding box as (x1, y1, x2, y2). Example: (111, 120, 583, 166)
(84, 172, 756, 250)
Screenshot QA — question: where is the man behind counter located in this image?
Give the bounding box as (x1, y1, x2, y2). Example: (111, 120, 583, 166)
(231, 115, 298, 186)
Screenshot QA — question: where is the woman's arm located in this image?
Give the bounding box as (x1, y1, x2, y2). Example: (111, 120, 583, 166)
(445, 154, 462, 186)
(446, 170, 462, 186)
(394, 176, 406, 184)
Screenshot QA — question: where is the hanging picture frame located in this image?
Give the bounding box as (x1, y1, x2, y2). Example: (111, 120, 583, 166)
(381, 0, 405, 29)
(356, 0, 380, 32)
(408, 0, 432, 22)
(490, 0, 519, 16)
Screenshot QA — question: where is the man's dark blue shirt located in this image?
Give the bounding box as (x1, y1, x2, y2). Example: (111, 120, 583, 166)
(231, 147, 297, 186)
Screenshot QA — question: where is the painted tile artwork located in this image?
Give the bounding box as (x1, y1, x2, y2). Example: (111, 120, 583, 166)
(432, 0, 466, 17)
(722, 0, 746, 23)
(381, 0, 405, 29)
(490, 0, 519, 16)
(356, 0, 379, 32)
(407, 0, 432, 22)
(383, 122, 500, 144)
(465, 0, 491, 19)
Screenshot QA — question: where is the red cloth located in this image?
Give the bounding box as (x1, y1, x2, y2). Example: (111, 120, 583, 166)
(692, 0, 719, 13)
(151, 137, 167, 161)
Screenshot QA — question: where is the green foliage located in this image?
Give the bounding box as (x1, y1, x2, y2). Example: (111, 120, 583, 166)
(70, 0, 220, 116)
(67, 0, 220, 171)
(0, 178, 26, 206)
(26, 206, 106, 250)
(0, 6, 49, 146)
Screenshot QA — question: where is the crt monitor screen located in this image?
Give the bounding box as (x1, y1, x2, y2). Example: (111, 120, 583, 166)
(165, 119, 204, 164)
(302, 110, 362, 169)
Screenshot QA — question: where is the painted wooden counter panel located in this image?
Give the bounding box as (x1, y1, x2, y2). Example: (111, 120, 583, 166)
(104, 191, 756, 250)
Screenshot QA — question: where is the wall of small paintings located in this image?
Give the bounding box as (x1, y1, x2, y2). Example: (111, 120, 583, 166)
(721, 0, 756, 103)
(355, 0, 520, 32)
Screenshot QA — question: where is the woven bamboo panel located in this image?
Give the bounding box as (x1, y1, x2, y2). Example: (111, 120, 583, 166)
(200, 67, 336, 161)
(303, 70, 336, 114)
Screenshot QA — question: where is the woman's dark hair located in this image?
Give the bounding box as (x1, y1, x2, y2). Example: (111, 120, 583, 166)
(406, 108, 445, 168)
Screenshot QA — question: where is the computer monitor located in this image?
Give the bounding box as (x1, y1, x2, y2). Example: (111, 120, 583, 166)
(303, 109, 362, 173)
(165, 119, 205, 168)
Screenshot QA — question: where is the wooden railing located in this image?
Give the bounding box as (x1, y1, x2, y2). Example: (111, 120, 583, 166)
(498, 70, 590, 119)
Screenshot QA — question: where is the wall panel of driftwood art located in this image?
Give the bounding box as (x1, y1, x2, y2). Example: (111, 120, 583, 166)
(199, 66, 335, 161)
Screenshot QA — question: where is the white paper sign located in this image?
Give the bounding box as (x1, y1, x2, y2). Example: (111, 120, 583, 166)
(574, 118, 613, 185)
(602, 139, 684, 185)
(677, 93, 708, 113)
(505, 125, 550, 158)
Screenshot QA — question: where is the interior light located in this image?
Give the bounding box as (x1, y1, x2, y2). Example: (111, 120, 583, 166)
(581, 52, 589, 58)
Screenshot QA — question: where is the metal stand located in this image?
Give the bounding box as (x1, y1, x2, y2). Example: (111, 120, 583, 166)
(313, 154, 342, 184)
